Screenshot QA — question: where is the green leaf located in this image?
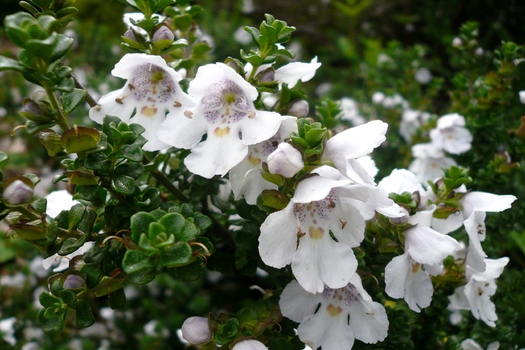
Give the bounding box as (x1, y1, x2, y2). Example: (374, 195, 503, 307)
(38, 129, 64, 156)
(76, 299, 95, 328)
(0, 55, 26, 72)
(173, 14, 192, 32)
(38, 308, 65, 332)
(159, 242, 192, 267)
(58, 233, 88, 256)
(111, 174, 136, 195)
(61, 88, 86, 113)
(122, 250, 158, 284)
(61, 127, 100, 154)
(159, 212, 199, 241)
(130, 212, 157, 242)
(39, 291, 61, 308)
(54, 76, 75, 92)
(114, 162, 144, 180)
(116, 144, 143, 162)
(68, 203, 86, 230)
(0, 151, 8, 165)
(81, 264, 102, 289)
(108, 287, 127, 309)
(59, 289, 76, 309)
(192, 42, 212, 59)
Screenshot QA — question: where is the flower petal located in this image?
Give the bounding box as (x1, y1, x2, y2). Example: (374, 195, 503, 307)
(239, 110, 283, 145)
(405, 226, 459, 265)
(279, 280, 321, 323)
(259, 204, 299, 268)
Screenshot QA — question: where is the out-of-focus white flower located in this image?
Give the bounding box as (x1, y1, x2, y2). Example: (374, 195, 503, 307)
(230, 116, 297, 204)
(0, 107, 8, 118)
(415, 68, 433, 84)
(519, 91, 525, 104)
(448, 257, 509, 327)
(43, 242, 95, 272)
(275, 57, 321, 88)
(371, 92, 385, 104)
(242, 0, 255, 13)
(340, 98, 366, 126)
(159, 63, 283, 178)
(21, 341, 41, 350)
(181, 317, 212, 344)
(400, 109, 422, 143)
(408, 143, 457, 184)
(315, 82, 332, 96)
(475, 48, 484, 56)
(90, 54, 195, 151)
(144, 320, 170, 338)
(267, 143, 304, 178)
(0, 317, 17, 346)
(234, 26, 252, 45)
(452, 37, 463, 47)
(279, 275, 388, 350)
(461, 338, 500, 350)
(232, 340, 268, 350)
(123, 13, 165, 36)
(0, 272, 27, 288)
(430, 113, 472, 155)
(377, 53, 393, 66)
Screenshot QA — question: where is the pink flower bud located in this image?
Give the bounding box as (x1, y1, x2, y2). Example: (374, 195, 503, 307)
(123, 28, 137, 42)
(288, 99, 309, 118)
(181, 316, 212, 344)
(3, 180, 33, 205)
(152, 26, 174, 42)
(63, 274, 85, 290)
(232, 340, 268, 350)
(267, 143, 304, 178)
(390, 207, 409, 224)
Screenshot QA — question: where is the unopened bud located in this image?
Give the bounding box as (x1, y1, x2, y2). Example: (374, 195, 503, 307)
(123, 28, 137, 41)
(267, 143, 304, 178)
(390, 207, 409, 224)
(232, 340, 268, 350)
(152, 26, 174, 42)
(62, 274, 85, 290)
(22, 101, 42, 116)
(288, 99, 309, 118)
(412, 190, 428, 210)
(257, 68, 275, 83)
(181, 317, 212, 344)
(3, 179, 33, 205)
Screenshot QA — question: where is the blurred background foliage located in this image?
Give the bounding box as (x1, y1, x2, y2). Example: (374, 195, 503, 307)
(1, 0, 525, 349)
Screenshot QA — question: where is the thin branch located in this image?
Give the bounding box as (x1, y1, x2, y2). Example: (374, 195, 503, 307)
(143, 155, 190, 202)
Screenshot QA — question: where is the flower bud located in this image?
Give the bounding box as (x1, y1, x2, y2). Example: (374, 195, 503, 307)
(181, 317, 212, 344)
(123, 28, 137, 42)
(257, 68, 275, 83)
(152, 25, 174, 42)
(412, 190, 428, 210)
(3, 179, 33, 205)
(288, 99, 309, 118)
(267, 143, 304, 178)
(232, 340, 268, 350)
(62, 274, 85, 290)
(390, 206, 409, 224)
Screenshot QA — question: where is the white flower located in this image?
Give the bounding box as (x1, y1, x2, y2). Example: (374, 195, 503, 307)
(408, 143, 457, 184)
(275, 57, 321, 88)
(230, 116, 297, 204)
(432, 190, 516, 271)
(430, 113, 473, 155)
(232, 340, 268, 350)
(279, 275, 388, 350)
(3, 179, 33, 205)
(448, 257, 509, 327)
(90, 53, 195, 151)
(371, 92, 385, 104)
(181, 316, 212, 344)
(267, 143, 303, 178)
(384, 207, 459, 312)
(234, 26, 252, 45)
(0, 317, 17, 346)
(340, 98, 366, 126)
(461, 338, 500, 350)
(45, 190, 80, 219)
(414, 68, 432, 84)
(519, 90, 525, 104)
(144, 320, 170, 338)
(322, 120, 388, 185)
(259, 166, 399, 293)
(399, 109, 422, 143)
(452, 37, 463, 47)
(158, 63, 283, 178)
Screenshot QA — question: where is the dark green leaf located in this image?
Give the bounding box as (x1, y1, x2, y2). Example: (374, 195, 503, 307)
(159, 242, 192, 267)
(61, 88, 86, 113)
(76, 299, 95, 328)
(111, 175, 136, 195)
(122, 250, 158, 284)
